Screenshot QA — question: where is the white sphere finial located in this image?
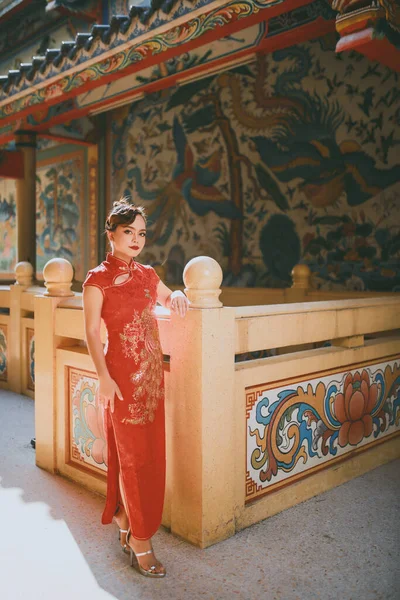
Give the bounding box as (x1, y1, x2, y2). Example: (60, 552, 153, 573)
(43, 258, 74, 297)
(291, 264, 312, 289)
(183, 256, 223, 308)
(15, 261, 34, 286)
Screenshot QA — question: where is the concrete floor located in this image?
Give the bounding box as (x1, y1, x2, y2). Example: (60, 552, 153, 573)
(0, 390, 399, 600)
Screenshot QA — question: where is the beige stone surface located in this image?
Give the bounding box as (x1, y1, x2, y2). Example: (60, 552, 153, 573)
(43, 257, 74, 297)
(291, 263, 312, 289)
(183, 256, 223, 308)
(235, 297, 400, 353)
(168, 308, 236, 547)
(34, 294, 75, 473)
(0, 287, 10, 308)
(15, 261, 34, 286)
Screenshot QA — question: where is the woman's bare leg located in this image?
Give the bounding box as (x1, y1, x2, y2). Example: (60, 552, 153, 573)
(118, 472, 165, 574)
(113, 473, 129, 548)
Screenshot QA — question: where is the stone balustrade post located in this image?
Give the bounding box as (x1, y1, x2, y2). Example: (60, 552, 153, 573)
(15, 261, 34, 287)
(183, 256, 223, 308)
(168, 256, 236, 547)
(285, 263, 312, 303)
(291, 264, 312, 289)
(9, 262, 35, 393)
(34, 258, 75, 473)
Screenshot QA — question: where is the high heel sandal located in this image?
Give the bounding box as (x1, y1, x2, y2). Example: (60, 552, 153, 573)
(118, 528, 129, 554)
(126, 529, 166, 578)
(113, 506, 129, 554)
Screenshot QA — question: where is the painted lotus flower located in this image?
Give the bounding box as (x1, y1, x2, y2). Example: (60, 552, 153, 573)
(333, 369, 378, 447)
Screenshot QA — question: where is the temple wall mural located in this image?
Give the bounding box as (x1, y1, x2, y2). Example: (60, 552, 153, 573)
(110, 37, 400, 292)
(36, 148, 87, 281)
(0, 178, 17, 277)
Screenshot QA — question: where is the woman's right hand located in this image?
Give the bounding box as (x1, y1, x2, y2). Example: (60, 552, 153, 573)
(98, 375, 123, 413)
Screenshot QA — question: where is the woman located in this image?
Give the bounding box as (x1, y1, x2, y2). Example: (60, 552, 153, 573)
(82, 199, 189, 577)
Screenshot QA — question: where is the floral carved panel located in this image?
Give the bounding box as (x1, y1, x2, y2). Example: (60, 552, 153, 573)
(246, 357, 400, 503)
(68, 367, 107, 476)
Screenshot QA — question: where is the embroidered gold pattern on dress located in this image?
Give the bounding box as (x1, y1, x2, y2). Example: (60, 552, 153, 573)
(122, 402, 148, 425)
(120, 306, 163, 425)
(120, 310, 145, 363)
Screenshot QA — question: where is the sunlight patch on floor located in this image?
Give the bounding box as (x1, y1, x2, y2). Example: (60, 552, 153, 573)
(0, 482, 116, 600)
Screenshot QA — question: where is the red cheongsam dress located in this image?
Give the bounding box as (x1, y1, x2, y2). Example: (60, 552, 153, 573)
(82, 252, 165, 540)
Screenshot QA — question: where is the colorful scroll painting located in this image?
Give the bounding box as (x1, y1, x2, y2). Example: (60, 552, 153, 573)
(246, 357, 400, 503)
(69, 367, 107, 476)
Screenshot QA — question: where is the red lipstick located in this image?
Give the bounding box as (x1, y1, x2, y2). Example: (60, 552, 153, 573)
(130, 245, 139, 250)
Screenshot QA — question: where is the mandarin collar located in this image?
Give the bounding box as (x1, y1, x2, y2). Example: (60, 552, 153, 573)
(105, 252, 137, 271)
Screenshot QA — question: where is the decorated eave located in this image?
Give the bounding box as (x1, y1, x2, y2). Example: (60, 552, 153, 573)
(329, 0, 400, 70)
(0, 0, 338, 146)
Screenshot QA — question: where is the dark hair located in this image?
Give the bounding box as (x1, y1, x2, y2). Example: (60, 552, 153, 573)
(105, 198, 147, 232)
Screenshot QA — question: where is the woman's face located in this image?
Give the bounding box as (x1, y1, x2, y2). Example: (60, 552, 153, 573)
(108, 215, 147, 260)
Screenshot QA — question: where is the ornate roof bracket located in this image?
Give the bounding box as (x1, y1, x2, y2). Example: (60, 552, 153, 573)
(329, 0, 400, 70)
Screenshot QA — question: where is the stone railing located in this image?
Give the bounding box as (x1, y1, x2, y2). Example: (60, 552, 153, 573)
(174, 264, 397, 307)
(30, 255, 400, 548)
(2, 258, 341, 396)
(0, 261, 45, 397)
